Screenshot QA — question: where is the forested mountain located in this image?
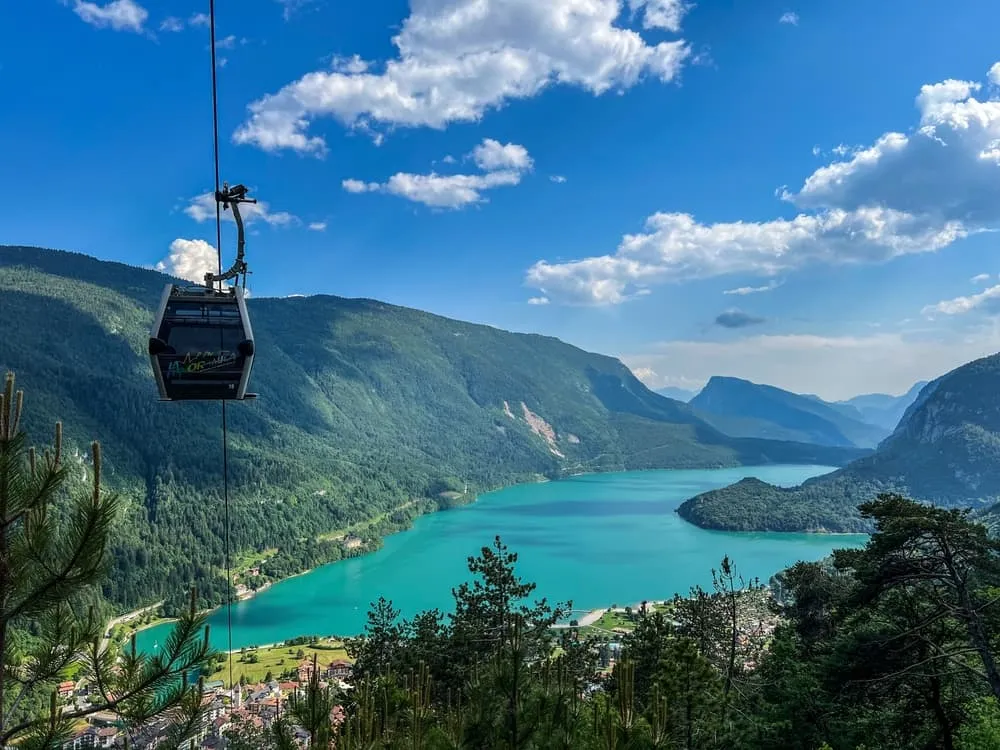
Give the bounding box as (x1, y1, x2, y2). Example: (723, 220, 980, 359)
(0, 245, 864, 611)
(678, 357, 1000, 532)
(688, 375, 889, 448)
(836, 380, 928, 431)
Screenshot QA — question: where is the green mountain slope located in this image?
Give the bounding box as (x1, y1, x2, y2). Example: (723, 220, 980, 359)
(0, 245, 865, 610)
(678, 356, 1000, 532)
(688, 376, 889, 448)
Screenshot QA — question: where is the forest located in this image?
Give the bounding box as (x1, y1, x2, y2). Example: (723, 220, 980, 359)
(227, 495, 1000, 750)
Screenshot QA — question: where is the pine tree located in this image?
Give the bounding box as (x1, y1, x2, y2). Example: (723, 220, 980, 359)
(0, 372, 216, 747)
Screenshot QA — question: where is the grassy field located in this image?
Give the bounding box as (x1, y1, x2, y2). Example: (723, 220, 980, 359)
(206, 639, 351, 686)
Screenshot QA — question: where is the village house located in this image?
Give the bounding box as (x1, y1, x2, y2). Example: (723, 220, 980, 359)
(326, 659, 353, 680)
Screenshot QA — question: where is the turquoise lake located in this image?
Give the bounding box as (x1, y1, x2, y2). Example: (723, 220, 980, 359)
(135, 465, 866, 653)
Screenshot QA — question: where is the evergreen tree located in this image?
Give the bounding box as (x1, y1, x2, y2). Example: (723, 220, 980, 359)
(0, 372, 215, 747)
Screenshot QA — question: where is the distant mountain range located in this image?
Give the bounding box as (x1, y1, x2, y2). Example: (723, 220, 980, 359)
(835, 381, 930, 431)
(685, 376, 921, 449)
(654, 386, 696, 402)
(678, 355, 1000, 533)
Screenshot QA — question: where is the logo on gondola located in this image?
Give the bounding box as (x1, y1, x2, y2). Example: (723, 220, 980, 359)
(166, 351, 238, 378)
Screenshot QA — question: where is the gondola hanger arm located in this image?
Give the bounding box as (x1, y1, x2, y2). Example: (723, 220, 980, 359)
(204, 182, 257, 289)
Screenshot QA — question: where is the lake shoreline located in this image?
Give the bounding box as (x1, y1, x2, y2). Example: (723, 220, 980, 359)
(131, 464, 855, 650)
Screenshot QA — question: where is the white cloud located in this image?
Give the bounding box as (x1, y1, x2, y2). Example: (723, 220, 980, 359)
(787, 78, 1000, 223)
(331, 54, 370, 74)
(343, 137, 533, 209)
(630, 366, 658, 385)
(971, 273, 992, 284)
(189, 12, 209, 27)
(923, 284, 1000, 317)
(184, 192, 298, 226)
(550, 175, 567, 183)
(233, 0, 690, 154)
(811, 145, 821, 156)
(526, 208, 963, 306)
(621, 329, 1000, 402)
(155, 239, 218, 284)
(308, 221, 327, 231)
(342, 179, 380, 194)
(989, 63, 1000, 87)
(779, 11, 799, 25)
(217, 34, 237, 50)
(471, 139, 533, 172)
(160, 16, 184, 32)
(526, 63, 1000, 306)
(527, 296, 550, 305)
(723, 280, 781, 295)
(72, 0, 147, 33)
(628, 0, 690, 32)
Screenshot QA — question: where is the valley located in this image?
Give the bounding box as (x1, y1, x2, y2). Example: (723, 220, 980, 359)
(0, 244, 866, 615)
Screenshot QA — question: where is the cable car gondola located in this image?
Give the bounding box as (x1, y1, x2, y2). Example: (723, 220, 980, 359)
(148, 183, 258, 401)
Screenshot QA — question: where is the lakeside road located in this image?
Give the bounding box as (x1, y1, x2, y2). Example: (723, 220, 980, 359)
(100, 601, 164, 655)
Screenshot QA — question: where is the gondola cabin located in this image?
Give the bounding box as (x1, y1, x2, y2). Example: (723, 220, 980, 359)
(148, 284, 256, 401)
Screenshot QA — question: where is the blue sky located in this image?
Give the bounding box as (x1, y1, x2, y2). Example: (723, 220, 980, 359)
(5, 0, 1000, 400)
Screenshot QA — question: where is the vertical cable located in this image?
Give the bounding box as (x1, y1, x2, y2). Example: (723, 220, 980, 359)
(207, 0, 235, 694)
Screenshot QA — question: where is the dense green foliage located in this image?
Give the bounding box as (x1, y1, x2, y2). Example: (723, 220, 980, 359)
(0, 373, 215, 748)
(689, 376, 891, 449)
(237, 495, 1000, 749)
(679, 356, 1000, 532)
(0, 245, 864, 612)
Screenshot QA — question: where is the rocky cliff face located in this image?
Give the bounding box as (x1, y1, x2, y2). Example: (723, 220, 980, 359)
(830, 354, 1000, 504)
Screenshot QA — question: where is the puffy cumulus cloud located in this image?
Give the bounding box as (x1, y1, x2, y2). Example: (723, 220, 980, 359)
(184, 192, 298, 226)
(233, 0, 690, 154)
(527, 63, 1000, 306)
(342, 179, 380, 194)
(630, 366, 658, 385)
(620, 329, 1000, 402)
(715, 309, 765, 329)
(71, 0, 148, 33)
(628, 0, 690, 32)
(724, 280, 781, 295)
(923, 284, 1000, 317)
(526, 208, 964, 305)
(786, 77, 1000, 224)
(778, 11, 799, 25)
(189, 12, 209, 27)
(471, 139, 533, 172)
(527, 296, 550, 305)
(989, 63, 1000, 87)
(155, 239, 218, 284)
(360, 171, 523, 209)
(343, 137, 532, 209)
(308, 221, 327, 231)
